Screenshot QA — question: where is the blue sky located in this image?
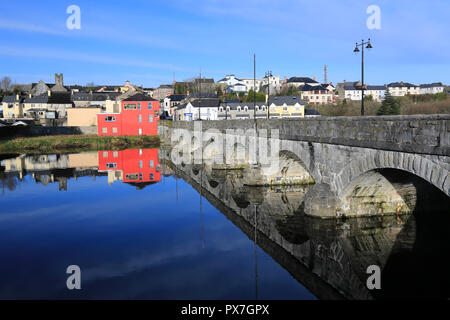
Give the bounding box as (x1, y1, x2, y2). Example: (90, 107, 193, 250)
(0, 0, 449, 88)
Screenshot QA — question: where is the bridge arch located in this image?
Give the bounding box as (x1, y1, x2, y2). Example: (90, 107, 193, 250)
(334, 151, 449, 198)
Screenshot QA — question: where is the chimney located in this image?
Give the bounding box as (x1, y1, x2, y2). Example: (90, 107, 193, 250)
(313, 76, 317, 81)
(16, 94, 19, 100)
(29, 93, 32, 98)
(48, 90, 51, 97)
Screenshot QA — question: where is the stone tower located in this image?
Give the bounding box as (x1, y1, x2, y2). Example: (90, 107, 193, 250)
(51, 73, 67, 92)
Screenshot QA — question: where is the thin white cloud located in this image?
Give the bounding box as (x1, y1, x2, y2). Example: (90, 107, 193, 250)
(0, 45, 191, 72)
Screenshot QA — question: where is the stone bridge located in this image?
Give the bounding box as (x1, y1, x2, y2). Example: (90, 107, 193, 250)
(159, 115, 450, 218)
(158, 148, 449, 299)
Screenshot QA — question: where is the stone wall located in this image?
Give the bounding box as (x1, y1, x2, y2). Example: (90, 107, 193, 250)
(160, 114, 450, 156)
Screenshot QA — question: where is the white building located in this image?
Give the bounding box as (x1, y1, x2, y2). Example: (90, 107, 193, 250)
(341, 82, 386, 102)
(419, 83, 445, 95)
(174, 99, 220, 121)
(286, 77, 320, 88)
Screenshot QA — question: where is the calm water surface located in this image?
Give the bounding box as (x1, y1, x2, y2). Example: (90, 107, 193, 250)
(1, 148, 449, 300)
(0, 150, 315, 299)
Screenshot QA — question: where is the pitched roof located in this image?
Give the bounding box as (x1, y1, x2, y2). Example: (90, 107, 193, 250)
(387, 82, 417, 88)
(2, 95, 24, 103)
(122, 93, 157, 101)
(72, 92, 121, 101)
(25, 92, 72, 104)
(188, 92, 218, 99)
(268, 96, 305, 106)
(419, 83, 444, 88)
(190, 99, 220, 108)
(167, 94, 186, 101)
(301, 84, 328, 91)
(287, 77, 318, 84)
(219, 102, 266, 110)
(366, 85, 386, 90)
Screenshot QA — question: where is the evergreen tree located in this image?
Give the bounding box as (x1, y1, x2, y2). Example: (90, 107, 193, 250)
(377, 91, 401, 115)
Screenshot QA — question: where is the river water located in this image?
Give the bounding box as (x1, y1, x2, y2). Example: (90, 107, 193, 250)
(0, 149, 448, 299)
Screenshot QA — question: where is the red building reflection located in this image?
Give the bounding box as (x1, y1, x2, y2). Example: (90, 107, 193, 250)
(98, 148, 161, 188)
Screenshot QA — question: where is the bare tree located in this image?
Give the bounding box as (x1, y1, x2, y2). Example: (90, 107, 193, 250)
(0, 76, 13, 92)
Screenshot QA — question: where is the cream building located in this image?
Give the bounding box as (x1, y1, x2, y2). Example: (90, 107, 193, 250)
(1, 95, 24, 118)
(387, 82, 420, 96)
(268, 96, 305, 119)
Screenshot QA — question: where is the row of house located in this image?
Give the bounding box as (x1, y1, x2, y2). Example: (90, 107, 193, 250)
(1, 148, 162, 189)
(336, 81, 446, 102)
(171, 95, 322, 121)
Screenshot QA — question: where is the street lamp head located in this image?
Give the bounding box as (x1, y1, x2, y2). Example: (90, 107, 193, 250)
(353, 45, 360, 53)
(366, 42, 373, 49)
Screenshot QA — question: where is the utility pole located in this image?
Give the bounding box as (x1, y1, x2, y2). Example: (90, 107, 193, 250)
(265, 70, 272, 119)
(253, 54, 256, 119)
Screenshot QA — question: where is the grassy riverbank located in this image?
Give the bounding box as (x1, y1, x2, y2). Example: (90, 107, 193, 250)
(0, 135, 160, 153)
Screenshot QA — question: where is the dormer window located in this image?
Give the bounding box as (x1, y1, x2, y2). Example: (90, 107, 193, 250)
(237, 106, 241, 112)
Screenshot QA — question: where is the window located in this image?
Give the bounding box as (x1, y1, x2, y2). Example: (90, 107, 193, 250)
(103, 151, 108, 158)
(105, 116, 115, 122)
(139, 160, 143, 168)
(138, 103, 141, 110)
(149, 160, 154, 168)
(126, 173, 138, 180)
(237, 106, 241, 112)
(113, 151, 118, 157)
(244, 106, 248, 111)
(283, 106, 288, 111)
(138, 114, 142, 122)
(112, 127, 118, 133)
(124, 103, 137, 110)
(148, 115, 153, 123)
(156, 165, 160, 172)
(148, 103, 152, 110)
(150, 173, 154, 180)
(102, 127, 107, 134)
(154, 110, 159, 117)
(106, 163, 117, 168)
(139, 173, 143, 180)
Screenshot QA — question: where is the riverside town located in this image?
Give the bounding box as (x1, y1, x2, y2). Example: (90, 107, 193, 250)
(0, 0, 449, 309)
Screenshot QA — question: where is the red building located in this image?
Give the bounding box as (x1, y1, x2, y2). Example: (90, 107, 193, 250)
(97, 93, 160, 136)
(98, 148, 161, 187)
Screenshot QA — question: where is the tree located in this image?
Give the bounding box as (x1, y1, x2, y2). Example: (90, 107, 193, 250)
(0, 76, 12, 93)
(85, 82, 97, 92)
(377, 91, 401, 115)
(245, 89, 266, 103)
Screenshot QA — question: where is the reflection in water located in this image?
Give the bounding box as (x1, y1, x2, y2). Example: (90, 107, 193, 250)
(0, 149, 449, 299)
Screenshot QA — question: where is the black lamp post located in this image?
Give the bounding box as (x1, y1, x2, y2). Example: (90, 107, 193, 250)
(353, 38, 373, 116)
